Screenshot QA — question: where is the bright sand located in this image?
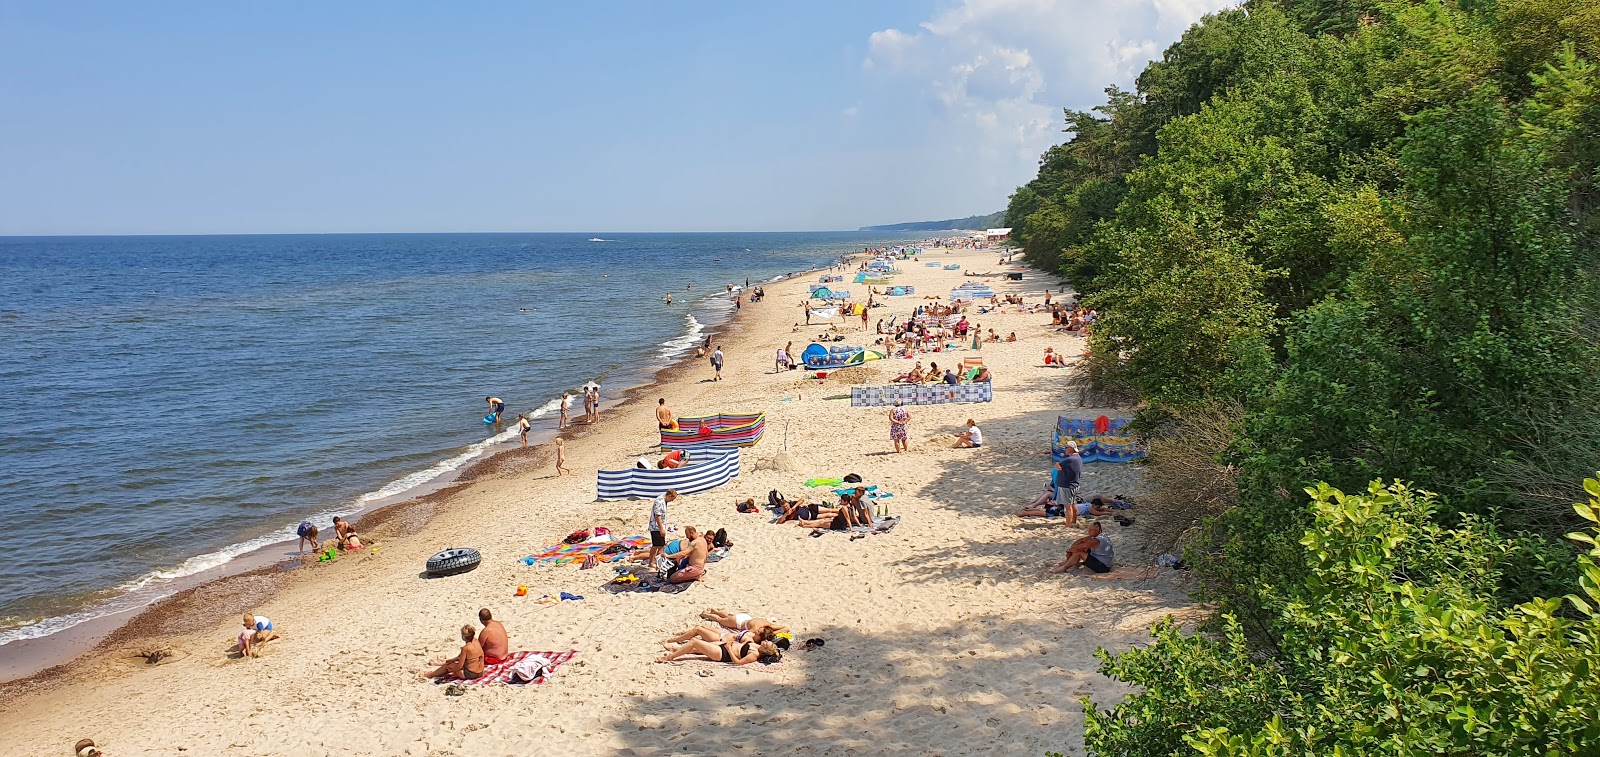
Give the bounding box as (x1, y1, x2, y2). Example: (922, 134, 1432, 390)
(0, 246, 1197, 756)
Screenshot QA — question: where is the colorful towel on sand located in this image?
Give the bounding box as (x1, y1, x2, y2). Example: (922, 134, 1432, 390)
(524, 536, 648, 567)
(455, 650, 578, 685)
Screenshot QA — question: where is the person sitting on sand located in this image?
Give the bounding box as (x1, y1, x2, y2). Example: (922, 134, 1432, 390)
(477, 607, 509, 665)
(943, 368, 960, 385)
(237, 613, 280, 659)
(421, 625, 485, 680)
(333, 516, 362, 550)
(952, 419, 984, 448)
(667, 528, 709, 584)
(972, 366, 992, 383)
(1050, 522, 1114, 574)
(296, 520, 320, 553)
(656, 637, 780, 665)
(1007, 332, 1018, 342)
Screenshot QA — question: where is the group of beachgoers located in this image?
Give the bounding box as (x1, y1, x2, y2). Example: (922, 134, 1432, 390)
(1051, 302, 1097, 332)
(890, 359, 991, 386)
(656, 609, 791, 665)
(770, 487, 881, 533)
(420, 608, 510, 680)
(1011, 439, 1119, 574)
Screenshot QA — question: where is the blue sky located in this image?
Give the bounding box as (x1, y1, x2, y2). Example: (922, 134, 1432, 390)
(0, 1, 1233, 234)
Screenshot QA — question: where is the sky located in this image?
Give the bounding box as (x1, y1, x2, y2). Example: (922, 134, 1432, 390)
(0, 0, 1236, 235)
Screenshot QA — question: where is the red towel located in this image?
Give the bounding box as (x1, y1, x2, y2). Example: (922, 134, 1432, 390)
(456, 650, 579, 686)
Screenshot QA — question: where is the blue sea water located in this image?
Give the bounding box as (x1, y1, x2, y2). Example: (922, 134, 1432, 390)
(0, 232, 904, 647)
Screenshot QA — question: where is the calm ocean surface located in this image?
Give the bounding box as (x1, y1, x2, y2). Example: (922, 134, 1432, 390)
(0, 232, 905, 647)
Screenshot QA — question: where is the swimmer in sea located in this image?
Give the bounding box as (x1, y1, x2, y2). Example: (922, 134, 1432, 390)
(666, 294, 673, 304)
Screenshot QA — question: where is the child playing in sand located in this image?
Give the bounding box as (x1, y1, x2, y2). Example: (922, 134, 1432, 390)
(555, 438, 573, 476)
(237, 613, 280, 658)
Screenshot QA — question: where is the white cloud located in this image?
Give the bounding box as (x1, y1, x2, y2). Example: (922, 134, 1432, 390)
(858, 0, 1236, 212)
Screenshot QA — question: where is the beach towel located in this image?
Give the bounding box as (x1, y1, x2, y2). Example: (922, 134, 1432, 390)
(453, 650, 578, 685)
(524, 536, 648, 567)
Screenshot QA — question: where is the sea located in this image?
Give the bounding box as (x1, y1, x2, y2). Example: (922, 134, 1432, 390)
(0, 231, 908, 655)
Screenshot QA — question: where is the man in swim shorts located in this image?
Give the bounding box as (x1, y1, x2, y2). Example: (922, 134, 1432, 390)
(656, 398, 677, 430)
(485, 396, 505, 420)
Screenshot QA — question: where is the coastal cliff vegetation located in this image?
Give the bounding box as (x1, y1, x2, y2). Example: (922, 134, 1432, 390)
(1006, 0, 1600, 752)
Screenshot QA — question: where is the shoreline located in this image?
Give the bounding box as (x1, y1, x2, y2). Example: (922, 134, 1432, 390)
(0, 263, 828, 688)
(1, 244, 1189, 756)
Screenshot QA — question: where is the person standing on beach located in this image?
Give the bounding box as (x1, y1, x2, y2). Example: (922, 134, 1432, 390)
(555, 438, 573, 476)
(647, 490, 678, 568)
(710, 346, 724, 381)
(517, 414, 531, 447)
(559, 392, 572, 429)
(735, 295, 741, 312)
(1058, 441, 1084, 521)
(860, 306, 869, 331)
(590, 385, 601, 423)
(803, 301, 811, 325)
(656, 398, 678, 430)
(889, 401, 910, 453)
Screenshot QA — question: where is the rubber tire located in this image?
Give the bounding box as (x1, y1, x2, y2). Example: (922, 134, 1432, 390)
(425, 547, 481, 578)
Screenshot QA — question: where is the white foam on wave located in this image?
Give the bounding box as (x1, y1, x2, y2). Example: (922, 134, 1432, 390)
(0, 394, 575, 649)
(657, 312, 704, 360)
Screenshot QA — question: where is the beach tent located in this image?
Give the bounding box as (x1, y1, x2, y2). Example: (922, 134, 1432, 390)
(808, 306, 839, 321)
(800, 343, 884, 370)
(597, 447, 742, 499)
(887, 286, 915, 296)
(661, 413, 767, 449)
(950, 283, 995, 301)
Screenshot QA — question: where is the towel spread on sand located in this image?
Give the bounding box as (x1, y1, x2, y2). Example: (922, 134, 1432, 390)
(454, 650, 578, 685)
(524, 536, 648, 567)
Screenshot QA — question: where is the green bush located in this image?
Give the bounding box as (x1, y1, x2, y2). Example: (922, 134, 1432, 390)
(1084, 478, 1600, 755)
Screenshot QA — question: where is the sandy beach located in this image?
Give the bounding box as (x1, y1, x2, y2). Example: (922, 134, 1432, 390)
(0, 245, 1196, 756)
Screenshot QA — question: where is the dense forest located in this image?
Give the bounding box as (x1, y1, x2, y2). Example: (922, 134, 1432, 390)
(1004, 0, 1600, 752)
(857, 210, 1005, 231)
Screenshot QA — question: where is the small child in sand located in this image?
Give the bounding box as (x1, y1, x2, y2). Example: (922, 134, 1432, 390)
(237, 613, 279, 658)
(555, 438, 573, 476)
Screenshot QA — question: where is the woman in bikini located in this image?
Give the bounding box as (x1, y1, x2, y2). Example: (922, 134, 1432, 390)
(699, 609, 792, 641)
(660, 625, 773, 651)
(420, 625, 485, 680)
(655, 637, 780, 665)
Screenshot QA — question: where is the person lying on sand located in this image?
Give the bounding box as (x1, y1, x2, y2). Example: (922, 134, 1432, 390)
(700, 608, 787, 636)
(661, 624, 775, 651)
(1050, 522, 1114, 574)
(774, 496, 837, 525)
(421, 625, 484, 680)
(656, 637, 781, 665)
(237, 613, 280, 659)
(478, 607, 509, 665)
(1018, 496, 1114, 520)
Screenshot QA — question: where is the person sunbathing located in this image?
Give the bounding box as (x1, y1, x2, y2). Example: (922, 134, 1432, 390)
(700, 609, 792, 642)
(477, 607, 509, 665)
(775, 496, 832, 524)
(656, 637, 780, 665)
(1007, 332, 1018, 342)
(421, 625, 485, 680)
(1018, 496, 1114, 520)
(972, 366, 992, 383)
(661, 625, 774, 651)
(237, 613, 280, 659)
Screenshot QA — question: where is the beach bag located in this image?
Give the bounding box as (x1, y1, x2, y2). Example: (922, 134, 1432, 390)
(563, 529, 591, 544)
(842, 473, 863, 483)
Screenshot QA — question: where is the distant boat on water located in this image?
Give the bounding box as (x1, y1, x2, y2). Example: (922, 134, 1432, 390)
(589, 237, 607, 242)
